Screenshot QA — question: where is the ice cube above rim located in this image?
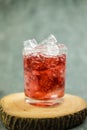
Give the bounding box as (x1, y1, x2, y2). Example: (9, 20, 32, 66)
(24, 39, 38, 50)
(23, 34, 67, 56)
(39, 34, 59, 56)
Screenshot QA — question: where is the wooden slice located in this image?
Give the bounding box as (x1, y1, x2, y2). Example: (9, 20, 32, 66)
(0, 93, 87, 130)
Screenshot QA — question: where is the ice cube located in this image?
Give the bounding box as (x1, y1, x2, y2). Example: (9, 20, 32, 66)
(23, 39, 38, 55)
(23, 35, 60, 56)
(35, 34, 60, 56)
(46, 34, 59, 56)
(47, 34, 57, 45)
(24, 39, 38, 50)
(40, 34, 57, 45)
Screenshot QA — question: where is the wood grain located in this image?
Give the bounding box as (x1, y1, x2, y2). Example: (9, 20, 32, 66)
(0, 93, 87, 130)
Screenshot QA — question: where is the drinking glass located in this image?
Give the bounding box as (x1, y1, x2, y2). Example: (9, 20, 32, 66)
(23, 35, 67, 106)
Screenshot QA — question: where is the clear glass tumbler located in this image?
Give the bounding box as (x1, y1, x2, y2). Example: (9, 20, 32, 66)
(23, 35, 67, 106)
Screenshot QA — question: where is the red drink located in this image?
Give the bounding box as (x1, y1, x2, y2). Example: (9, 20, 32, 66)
(23, 53, 66, 103)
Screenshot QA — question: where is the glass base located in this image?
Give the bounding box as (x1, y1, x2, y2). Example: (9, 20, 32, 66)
(25, 97, 64, 107)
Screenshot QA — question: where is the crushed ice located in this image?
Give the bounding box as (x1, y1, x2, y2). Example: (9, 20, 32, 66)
(23, 35, 66, 56)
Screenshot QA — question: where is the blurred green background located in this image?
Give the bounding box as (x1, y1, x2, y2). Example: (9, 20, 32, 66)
(0, 0, 87, 129)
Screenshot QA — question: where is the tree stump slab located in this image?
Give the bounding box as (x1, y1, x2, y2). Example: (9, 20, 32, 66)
(0, 93, 87, 130)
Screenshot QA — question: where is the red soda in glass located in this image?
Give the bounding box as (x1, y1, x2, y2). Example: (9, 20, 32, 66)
(23, 37, 67, 106)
